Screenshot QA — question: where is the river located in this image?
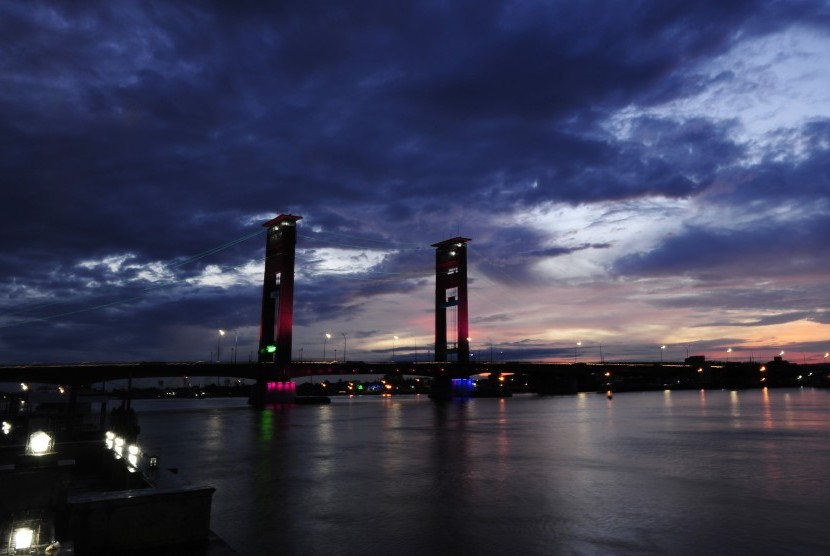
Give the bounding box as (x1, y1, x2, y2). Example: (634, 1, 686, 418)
(133, 388, 830, 555)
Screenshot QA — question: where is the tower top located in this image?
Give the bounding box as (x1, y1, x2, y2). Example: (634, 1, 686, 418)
(430, 237, 472, 248)
(262, 214, 303, 228)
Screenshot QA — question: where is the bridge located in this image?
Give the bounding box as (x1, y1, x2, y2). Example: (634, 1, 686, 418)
(2, 357, 824, 399)
(3, 213, 829, 403)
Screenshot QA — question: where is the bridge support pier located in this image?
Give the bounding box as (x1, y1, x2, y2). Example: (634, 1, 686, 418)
(249, 375, 297, 407)
(428, 376, 475, 401)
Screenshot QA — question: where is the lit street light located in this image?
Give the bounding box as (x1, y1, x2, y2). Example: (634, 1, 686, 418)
(726, 347, 732, 362)
(392, 335, 399, 362)
(342, 333, 347, 363)
(217, 329, 225, 363)
(323, 333, 331, 361)
(660, 345, 666, 362)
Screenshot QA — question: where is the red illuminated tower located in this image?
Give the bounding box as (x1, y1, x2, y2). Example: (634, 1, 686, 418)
(432, 237, 471, 363)
(258, 214, 302, 365)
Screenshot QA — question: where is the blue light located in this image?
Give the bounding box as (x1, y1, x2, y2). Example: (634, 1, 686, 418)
(450, 378, 475, 397)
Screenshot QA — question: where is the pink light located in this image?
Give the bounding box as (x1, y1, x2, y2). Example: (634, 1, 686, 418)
(266, 381, 296, 395)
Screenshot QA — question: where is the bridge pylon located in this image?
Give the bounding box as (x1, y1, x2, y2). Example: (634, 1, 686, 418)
(252, 214, 303, 406)
(258, 214, 302, 366)
(432, 237, 471, 363)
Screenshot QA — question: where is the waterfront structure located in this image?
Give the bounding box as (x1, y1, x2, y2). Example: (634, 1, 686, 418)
(432, 237, 471, 363)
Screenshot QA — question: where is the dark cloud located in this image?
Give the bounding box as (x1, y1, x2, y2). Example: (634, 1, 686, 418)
(2, 0, 829, 363)
(615, 198, 830, 283)
(608, 117, 830, 322)
(473, 225, 611, 285)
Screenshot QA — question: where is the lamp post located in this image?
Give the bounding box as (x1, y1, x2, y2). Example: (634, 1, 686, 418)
(342, 333, 347, 363)
(574, 341, 582, 363)
(660, 345, 666, 363)
(323, 333, 331, 361)
(392, 336, 398, 362)
(726, 348, 732, 362)
(217, 329, 225, 362)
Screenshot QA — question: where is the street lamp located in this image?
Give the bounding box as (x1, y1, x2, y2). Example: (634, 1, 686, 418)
(323, 333, 331, 361)
(574, 341, 582, 363)
(392, 335, 399, 362)
(342, 333, 347, 363)
(217, 329, 225, 362)
(726, 347, 732, 362)
(660, 345, 666, 362)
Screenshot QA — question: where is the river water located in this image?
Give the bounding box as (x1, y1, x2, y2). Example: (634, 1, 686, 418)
(133, 388, 830, 555)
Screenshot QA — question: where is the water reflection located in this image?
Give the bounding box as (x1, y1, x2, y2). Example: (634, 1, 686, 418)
(131, 390, 830, 556)
(761, 387, 774, 430)
(258, 407, 273, 441)
(729, 389, 741, 424)
(495, 398, 509, 481)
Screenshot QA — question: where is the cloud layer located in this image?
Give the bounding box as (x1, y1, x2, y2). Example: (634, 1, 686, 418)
(2, 1, 830, 365)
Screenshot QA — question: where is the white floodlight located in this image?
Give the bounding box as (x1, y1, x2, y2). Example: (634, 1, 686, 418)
(127, 444, 140, 468)
(12, 526, 34, 551)
(114, 436, 125, 458)
(26, 431, 53, 456)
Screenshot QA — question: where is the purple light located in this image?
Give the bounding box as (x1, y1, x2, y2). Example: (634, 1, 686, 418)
(451, 378, 475, 397)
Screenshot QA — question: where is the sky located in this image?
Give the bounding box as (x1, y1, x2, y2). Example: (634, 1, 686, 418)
(2, 0, 830, 367)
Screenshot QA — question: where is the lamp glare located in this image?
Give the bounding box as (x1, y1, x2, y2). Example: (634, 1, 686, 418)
(13, 527, 34, 551)
(28, 431, 52, 455)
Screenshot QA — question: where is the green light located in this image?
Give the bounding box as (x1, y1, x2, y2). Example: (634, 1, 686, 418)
(261, 345, 277, 354)
(357, 384, 363, 390)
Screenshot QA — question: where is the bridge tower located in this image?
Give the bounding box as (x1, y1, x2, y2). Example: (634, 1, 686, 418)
(258, 214, 302, 366)
(432, 237, 471, 363)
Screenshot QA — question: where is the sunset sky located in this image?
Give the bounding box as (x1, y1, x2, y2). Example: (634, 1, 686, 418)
(2, 1, 830, 366)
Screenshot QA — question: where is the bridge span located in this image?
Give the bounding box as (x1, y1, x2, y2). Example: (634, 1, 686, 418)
(4, 358, 821, 396)
(0, 359, 703, 385)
